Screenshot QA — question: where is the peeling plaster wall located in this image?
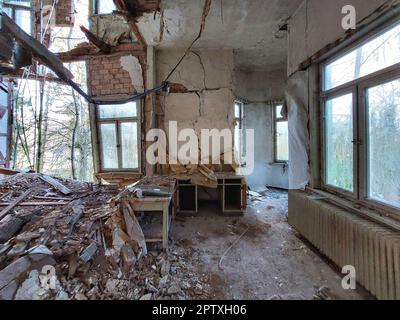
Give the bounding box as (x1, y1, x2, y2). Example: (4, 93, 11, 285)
(89, 14, 137, 46)
(235, 69, 289, 190)
(120, 55, 144, 93)
(287, 0, 389, 76)
(156, 49, 235, 159)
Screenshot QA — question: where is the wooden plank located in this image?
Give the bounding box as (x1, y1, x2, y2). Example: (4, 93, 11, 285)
(0, 192, 11, 201)
(0, 189, 32, 220)
(0, 201, 68, 207)
(39, 174, 72, 195)
(0, 168, 20, 176)
(123, 202, 147, 256)
(33, 196, 72, 201)
(80, 26, 113, 53)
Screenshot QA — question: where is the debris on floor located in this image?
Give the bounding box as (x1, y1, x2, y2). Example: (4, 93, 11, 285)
(0, 173, 209, 300)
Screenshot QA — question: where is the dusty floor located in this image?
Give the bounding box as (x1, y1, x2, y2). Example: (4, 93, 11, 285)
(170, 189, 373, 300)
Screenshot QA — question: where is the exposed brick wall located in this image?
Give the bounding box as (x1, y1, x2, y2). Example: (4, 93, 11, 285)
(88, 55, 136, 97)
(55, 0, 75, 27)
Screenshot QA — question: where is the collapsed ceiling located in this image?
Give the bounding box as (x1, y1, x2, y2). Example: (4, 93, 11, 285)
(138, 0, 304, 71)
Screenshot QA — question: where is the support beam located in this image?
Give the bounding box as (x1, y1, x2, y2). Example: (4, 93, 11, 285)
(80, 26, 113, 54)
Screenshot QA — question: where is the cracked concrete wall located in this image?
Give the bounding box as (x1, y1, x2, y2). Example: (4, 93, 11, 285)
(235, 69, 289, 190)
(156, 49, 235, 159)
(287, 0, 388, 76)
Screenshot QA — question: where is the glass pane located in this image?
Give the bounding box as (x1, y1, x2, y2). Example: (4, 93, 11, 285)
(325, 93, 353, 191)
(15, 9, 31, 35)
(276, 121, 288, 161)
(99, 123, 118, 169)
(0, 136, 7, 163)
(275, 105, 283, 119)
(367, 78, 400, 208)
(98, 102, 137, 119)
(120, 122, 138, 169)
(324, 23, 400, 90)
(2, 7, 13, 17)
(234, 103, 241, 118)
(98, 0, 117, 14)
(0, 107, 8, 134)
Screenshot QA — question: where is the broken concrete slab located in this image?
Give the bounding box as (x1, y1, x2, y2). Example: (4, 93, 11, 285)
(0, 256, 31, 297)
(14, 270, 48, 300)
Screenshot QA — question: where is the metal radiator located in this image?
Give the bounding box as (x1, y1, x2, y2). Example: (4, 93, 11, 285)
(289, 190, 400, 300)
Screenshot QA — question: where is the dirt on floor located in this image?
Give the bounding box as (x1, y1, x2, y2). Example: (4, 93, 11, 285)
(0, 174, 373, 300)
(169, 189, 373, 300)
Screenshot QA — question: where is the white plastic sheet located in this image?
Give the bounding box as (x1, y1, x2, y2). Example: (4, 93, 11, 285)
(285, 71, 310, 190)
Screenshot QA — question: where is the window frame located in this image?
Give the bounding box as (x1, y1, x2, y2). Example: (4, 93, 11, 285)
(96, 101, 141, 173)
(319, 20, 400, 217)
(320, 87, 358, 200)
(273, 101, 289, 164)
(234, 100, 246, 165)
(2, 1, 31, 35)
(93, 0, 117, 15)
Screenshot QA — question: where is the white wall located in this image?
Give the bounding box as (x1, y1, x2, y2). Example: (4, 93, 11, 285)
(235, 69, 289, 190)
(288, 0, 389, 75)
(156, 49, 235, 159)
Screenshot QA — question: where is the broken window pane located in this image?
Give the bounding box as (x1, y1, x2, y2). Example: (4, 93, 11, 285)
(324, 23, 400, 91)
(367, 78, 400, 208)
(98, 102, 137, 119)
(99, 123, 118, 169)
(2, 7, 12, 17)
(234, 102, 246, 163)
(97, 0, 117, 14)
(276, 121, 289, 162)
(121, 122, 138, 169)
(0, 136, 6, 163)
(15, 9, 31, 35)
(235, 103, 242, 118)
(275, 105, 283, 119)
(325, 93, 353, 191)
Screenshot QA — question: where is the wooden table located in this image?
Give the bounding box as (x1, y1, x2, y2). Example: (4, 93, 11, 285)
(130, 196, 173, 249)
(131, 178, 176, 249)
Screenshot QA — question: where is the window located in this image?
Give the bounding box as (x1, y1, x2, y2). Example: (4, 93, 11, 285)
(0, 82, 10, 167)
(234, 101, 246, 164)
(97, 101, 140, 171)
(2, 1, 31, 35)
(321, 21, 400, 211)
(95, 0, 117, 15)
(273, 103, 289, 163)
(324, 93, 354, 192)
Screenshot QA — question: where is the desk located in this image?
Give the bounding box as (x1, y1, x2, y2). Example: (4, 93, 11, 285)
(176, 173, 246, 215)
(130, 197, 172, 249)
(131, 178, 176, 249)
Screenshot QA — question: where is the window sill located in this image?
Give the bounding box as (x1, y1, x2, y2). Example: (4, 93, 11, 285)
(269, 162, 288, 166)
(305, 187, 400, 232)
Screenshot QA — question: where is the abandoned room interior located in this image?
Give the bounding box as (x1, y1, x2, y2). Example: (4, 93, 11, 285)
(0, 0, 399, 302)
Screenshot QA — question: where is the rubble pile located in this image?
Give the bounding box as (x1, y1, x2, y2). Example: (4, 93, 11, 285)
(0, 173, 210, 300)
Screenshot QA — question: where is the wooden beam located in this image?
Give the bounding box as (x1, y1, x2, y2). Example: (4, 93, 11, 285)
(113, 1, 148, 48)
(0, 201, 68, 207)
(5, 70, 65, 83)
(56, 43, 145, 63)
(0, 189, 32, 220)
(39, 174, 73, 195)
(0, 168, 20, 175)
(80, 26, 113, 54)
(1, 13, 73, 81)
